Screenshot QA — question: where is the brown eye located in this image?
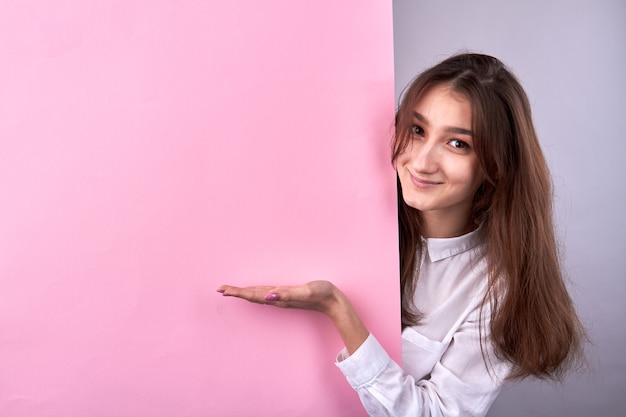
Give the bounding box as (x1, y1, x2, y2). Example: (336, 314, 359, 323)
(411, 125, 424, 136)
(449, 139, 469, 149)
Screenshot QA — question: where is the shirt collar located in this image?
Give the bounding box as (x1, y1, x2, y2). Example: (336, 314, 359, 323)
(423, 227, 481, 262)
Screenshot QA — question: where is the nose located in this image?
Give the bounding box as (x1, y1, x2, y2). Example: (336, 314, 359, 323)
(408, 140, 438, 174)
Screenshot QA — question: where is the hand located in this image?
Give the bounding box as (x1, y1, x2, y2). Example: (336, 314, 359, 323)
(217, 280, 370, 354)
(217, 280, 339, 316)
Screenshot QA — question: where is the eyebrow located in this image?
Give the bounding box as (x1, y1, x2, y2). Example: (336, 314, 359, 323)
(412, 111, 472, 136)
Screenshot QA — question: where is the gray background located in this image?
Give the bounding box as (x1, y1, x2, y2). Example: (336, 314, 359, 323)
(392, 1, 626, 416)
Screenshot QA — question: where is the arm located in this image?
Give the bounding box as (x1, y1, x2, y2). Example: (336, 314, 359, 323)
(337, 305, 511, 417)
(218, 282, 510, 416)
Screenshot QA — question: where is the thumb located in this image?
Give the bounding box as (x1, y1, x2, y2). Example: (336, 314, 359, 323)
(264, 286, 284, 301)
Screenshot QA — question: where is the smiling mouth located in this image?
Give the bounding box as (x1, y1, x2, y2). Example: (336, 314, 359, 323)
(409, 173, 442, 188)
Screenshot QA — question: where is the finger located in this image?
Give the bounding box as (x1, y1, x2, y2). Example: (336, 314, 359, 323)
(218, 285, 277, 304)
(264, 285, 311, 303)
(261, 286, 294, 302)
(217, 285, 241, 295)
(261, 286, 321, 311)
(264, 293, 280, 301)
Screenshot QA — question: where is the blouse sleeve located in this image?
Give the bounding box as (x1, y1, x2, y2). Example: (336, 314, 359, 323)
(335, 307, 511, 417)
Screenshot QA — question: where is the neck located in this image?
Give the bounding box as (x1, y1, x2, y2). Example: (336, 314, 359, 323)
(420, 210, 475, 239)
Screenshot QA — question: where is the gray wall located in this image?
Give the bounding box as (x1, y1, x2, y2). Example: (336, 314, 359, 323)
(392, 1, 626, 416)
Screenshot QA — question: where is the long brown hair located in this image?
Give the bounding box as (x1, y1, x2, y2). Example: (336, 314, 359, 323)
(393, 53, 584, 380)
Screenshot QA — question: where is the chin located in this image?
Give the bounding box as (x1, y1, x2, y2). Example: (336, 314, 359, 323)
(401, 196, 430, 212)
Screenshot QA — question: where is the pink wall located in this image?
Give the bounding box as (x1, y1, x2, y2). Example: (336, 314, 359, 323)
(0, 1, 399, 415)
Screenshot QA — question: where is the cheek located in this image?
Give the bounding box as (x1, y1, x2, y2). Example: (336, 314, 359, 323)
(469, 159, 485, 185)
(467, 167, 485, 194)
(394, 154, 407, 172)
(395, 147, 414, 168)
(451, 159, 483, 189)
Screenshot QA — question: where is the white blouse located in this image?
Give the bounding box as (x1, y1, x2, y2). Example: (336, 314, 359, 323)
(336, 229, 511, 417)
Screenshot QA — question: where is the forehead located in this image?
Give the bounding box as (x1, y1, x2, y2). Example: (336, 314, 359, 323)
(412, 84, 472, 128)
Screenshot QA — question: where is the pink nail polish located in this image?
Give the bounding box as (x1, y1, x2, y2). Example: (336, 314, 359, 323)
(264, 293, 279, 301)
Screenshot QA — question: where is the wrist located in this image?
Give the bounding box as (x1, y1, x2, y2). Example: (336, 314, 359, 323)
(324, 286, 369, 355)
(323, 285, 348, 321)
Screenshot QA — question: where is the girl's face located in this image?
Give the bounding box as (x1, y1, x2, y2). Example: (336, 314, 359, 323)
(396, 84, 484, 235)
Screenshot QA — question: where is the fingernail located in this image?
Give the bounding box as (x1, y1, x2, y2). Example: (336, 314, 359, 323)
(264, 293, 279, 301)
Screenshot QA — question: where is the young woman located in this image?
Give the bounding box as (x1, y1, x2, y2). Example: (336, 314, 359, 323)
(217, 53, 584, 416)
